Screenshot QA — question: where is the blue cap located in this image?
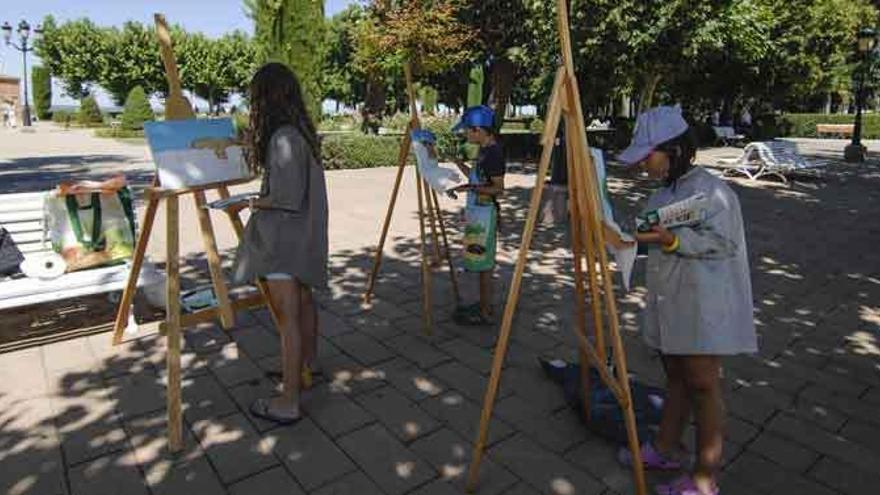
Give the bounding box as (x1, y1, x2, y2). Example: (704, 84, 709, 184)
(410, 129, 436, 144)
(452, 105, 496, 133)
(617, 105, 690, 166)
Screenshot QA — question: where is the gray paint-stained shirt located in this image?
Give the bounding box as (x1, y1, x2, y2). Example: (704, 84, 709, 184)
(640, 167, 757, 355)
(232, 125, 328, 288)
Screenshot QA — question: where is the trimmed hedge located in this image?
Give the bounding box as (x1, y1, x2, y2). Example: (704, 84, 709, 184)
(32, 66, 52, 120)
(320, 133, 406, 170)
(94, 127, 145, 139)
(120, 86, 153, 131)
(780, 113, 880, 139)
(78, 96, 104, 126)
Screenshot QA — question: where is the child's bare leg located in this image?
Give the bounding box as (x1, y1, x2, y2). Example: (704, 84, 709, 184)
(684, 355, 723, 493)
(656, 354, 692, 455)
(299, 285, 318, 369)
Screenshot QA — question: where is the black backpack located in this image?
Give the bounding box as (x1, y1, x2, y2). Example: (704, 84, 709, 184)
(0, 227, 24, 276)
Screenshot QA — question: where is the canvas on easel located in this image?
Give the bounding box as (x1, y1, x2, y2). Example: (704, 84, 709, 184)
(362, 62, 459, 334)
(110, 13, 280, 453)
(464, 1, 647, 494)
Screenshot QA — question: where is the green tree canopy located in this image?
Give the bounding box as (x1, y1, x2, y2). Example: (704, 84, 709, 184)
(32, 66, 52, 119)
(120, 86, 154, 130)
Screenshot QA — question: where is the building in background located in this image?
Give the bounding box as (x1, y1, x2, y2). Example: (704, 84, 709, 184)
(0, 75, 21, 127)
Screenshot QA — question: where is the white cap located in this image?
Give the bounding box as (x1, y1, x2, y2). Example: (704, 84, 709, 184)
(617, 105, 689, 166)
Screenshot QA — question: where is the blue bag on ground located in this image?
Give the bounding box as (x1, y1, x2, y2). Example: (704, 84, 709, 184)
(539, 358, 664, 444)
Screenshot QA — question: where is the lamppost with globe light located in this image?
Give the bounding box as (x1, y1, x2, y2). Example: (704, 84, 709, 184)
(845, 27, 878, 163)
(2, 20, 43, 127)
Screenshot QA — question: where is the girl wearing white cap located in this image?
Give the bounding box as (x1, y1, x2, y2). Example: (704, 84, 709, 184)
(616, 106, 757, 495)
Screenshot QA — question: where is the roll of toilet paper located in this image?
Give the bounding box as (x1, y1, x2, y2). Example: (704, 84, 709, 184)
(21, 253, 67, 280)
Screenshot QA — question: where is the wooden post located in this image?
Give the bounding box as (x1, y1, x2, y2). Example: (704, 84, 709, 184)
(193, 191, 236, 329)
(423, 178, 442, 266)
(431, 189, 460, 303)
(415, 166, 433, 335)
(465, 74, 565, 492)
(466, 2, 646, 494)
(165, 194, 183, 452)
(112, 190, 159, 344)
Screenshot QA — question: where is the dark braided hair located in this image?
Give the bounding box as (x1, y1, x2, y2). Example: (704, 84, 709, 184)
(246, 62, 321, 176)
(656, 128, 697, 188)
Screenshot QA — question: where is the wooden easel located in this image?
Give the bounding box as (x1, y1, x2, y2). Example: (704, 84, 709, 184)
(362, 62, 459, 334)
(465, 1, 647, 494)
(110, 14, 279, 452)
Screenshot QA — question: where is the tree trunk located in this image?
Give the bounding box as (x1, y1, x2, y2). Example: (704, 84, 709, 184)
(637, 72, 661, 115)
(823, 93, 832, 114)
(488, 57, 516, 129)
(361, 71, 385, 134)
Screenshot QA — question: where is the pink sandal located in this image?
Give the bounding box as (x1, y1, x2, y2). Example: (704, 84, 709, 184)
(617, 442, 682, 470)
(655, 474, 719, 495)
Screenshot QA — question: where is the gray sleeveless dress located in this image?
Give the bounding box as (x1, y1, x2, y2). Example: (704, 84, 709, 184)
(231, 125, 328, 288)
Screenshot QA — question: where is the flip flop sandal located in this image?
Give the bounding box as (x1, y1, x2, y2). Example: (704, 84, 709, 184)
(249, 398, 302, 426)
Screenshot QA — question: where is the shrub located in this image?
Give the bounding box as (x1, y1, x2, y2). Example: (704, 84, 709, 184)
(421, 115, 467, 162)
(120, 86, 154, 130)
(32, 66, 52, 120)
(52, 110, 74, 125)
(320, 133, 406, 170)
(78, 96, 104, 126)
(780, 113, 880, 139)
(94, 127, 145, 139)
(529, 118, 545, 134)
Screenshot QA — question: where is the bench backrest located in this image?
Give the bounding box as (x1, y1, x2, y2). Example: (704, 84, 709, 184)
(0, 191, 52, 258)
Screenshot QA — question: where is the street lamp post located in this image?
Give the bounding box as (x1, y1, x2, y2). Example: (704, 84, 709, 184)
(2, 20, 43, 127)
(845, 27, 877, 163)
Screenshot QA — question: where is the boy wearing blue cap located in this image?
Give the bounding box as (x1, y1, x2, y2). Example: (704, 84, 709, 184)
(449, 105, 506, 325)
(615, 106, 757, 495)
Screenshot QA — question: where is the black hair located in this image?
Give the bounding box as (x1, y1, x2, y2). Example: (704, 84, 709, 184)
(655, 128, 697, 188)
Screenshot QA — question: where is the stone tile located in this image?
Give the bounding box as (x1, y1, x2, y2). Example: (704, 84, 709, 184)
(306, 385, 374, 438)
(0, 411, 65, 495)
(227, 378, 284, 433)
(317, 308, 359, 338)
(50, 392, 129, 466)
(746, 431, 820, 472)
(725, 415, 760, 445)
(410, 428, 518, 495)
(839, 419, 880, 453)
(565, 437, 638, 495)
(91, 336, 159, 379)
(429, 361, 511, 404)
(208, 343, 264, 388)
(123, 412, 226, 495)
(723, 453, 835, 495)
(182, 323, 231, 354)
(494, 394, 588, 454)
(438, 338, 495, 375)
(799, 384, 880, 428)
(311, 470, 384, 495)
(503, 365, 569, 413)
(41, 338, 97, 373)
(320, 353, 391, 396)
(181, 373, 239, 424)
(0, 347, 48, 400)
(384, 361, 448, 402)
(266, 416, 356, 490)
(229, 325, 280, 360)
(228, 466, 305, 495)
(809, 456, 880, 495)
(67, 449, 149, 495)
(421, 392, 515, 447)
(106, 373, 165, 420)
(490, 433, 605, 495)
(409, 479, 463, 495)
(355, 386, 441, 442)
(502, 483, 543, 495)
(330, 332, 396, 366)
(338, 423, 437, 495)
(193, 413, 279, 484)
(346, 313, 404, 341)
(384, 334, 452, 369)
(767, 413, 880, 474)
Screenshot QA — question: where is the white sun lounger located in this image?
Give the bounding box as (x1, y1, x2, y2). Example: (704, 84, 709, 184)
(722, 140, 828, 185)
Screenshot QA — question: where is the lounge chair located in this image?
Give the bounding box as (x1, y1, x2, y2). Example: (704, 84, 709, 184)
(722, 140, 828, 185)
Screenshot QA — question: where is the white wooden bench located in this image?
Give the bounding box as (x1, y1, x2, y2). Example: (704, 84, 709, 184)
(0, 190, 163, 313)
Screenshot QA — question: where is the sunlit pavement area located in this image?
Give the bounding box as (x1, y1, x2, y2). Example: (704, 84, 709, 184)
(2, 124, 879, 495)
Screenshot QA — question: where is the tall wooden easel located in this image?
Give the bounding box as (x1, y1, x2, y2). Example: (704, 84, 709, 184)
(110, 14, 279, 452)
(362, 62, 459, 334)
(465, 1, 647, 494)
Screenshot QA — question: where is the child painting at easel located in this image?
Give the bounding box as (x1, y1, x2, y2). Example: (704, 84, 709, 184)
(448, 105, 505, 325)
(228, 63, 329, 425)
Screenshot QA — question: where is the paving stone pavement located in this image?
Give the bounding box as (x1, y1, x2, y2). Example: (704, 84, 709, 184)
(1, 125, 880, 494)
